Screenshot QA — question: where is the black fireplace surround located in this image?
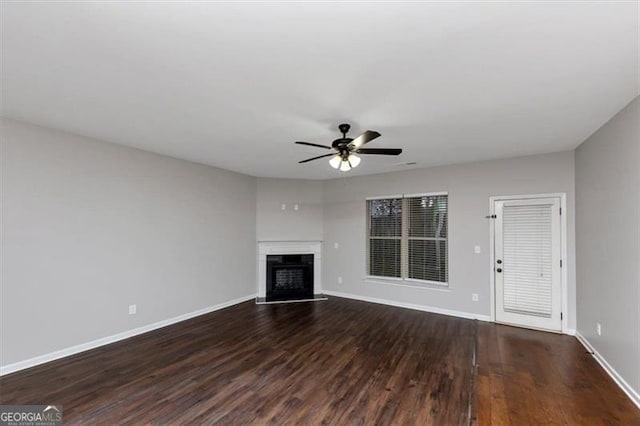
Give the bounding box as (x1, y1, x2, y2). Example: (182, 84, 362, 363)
(266, 254, 314, 301)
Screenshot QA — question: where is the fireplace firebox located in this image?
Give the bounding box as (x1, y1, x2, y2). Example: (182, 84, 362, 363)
(266, 254, 314, 301)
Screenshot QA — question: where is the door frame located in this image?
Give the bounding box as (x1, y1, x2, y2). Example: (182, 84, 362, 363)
(488, 193, 569, 333)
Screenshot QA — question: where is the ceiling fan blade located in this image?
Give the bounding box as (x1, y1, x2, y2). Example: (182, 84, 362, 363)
(356, 148, 402, 156)
(295, 141, 333, 150)
(350, 130, 381, 148)
(298, 153, 337, 163)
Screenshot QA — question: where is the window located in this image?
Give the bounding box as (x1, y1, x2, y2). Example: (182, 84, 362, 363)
(367, 194, 448, 285)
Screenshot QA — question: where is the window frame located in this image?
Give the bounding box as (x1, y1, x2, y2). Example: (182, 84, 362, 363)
(366, 192, 449, 287)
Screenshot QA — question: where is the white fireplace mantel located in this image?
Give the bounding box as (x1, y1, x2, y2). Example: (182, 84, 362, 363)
(257, 240, 322, 298)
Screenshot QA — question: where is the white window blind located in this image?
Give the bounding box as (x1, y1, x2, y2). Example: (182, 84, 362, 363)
(502, 204, 553, 317)
(367, 194, 448, 284)
(407, 195, 448, 283)
(367, 198, 402, 278)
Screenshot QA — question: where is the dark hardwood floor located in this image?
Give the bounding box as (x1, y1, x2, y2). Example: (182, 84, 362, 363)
(1, 297, 638, 424)
(0, 298, 475, 424)
(476, 322, 640, 425)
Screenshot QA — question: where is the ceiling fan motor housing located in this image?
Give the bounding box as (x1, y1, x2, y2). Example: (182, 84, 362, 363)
(332, 137, 354, 151)
(334, 123, 354, 155)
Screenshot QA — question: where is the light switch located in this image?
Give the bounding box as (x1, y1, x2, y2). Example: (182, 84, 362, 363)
(334, 242, 339, 249)
(474, 245, 481, 254)
(281, 204, 286, 210)
(294, 204, 299, 211)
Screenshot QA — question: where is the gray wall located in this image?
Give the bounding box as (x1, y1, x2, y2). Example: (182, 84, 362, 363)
(322, 151, 576, 324)
(575, 96, 639, 396)
(1, 118, 257, 366)
(256, 178, 323, 241)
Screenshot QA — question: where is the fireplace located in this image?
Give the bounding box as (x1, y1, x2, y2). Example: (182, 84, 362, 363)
(266, 254, 314, 301)
(256, 241, 325, 304)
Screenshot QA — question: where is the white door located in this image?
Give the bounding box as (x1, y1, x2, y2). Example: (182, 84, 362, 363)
(494, 197, 562, 331)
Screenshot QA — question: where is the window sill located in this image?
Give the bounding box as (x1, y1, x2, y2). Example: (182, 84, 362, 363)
(363, 276, 451, 292)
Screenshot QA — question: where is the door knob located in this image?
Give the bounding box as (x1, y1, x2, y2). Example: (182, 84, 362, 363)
(496, 268, 502, 273)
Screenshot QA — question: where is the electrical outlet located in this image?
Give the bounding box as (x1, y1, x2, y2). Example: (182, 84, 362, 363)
(472, 293, 479, 302)
(597, 323, 602, 336)
(129, 304, 137, 315)
(337, 276, 343, 284)
(334, 242, 339, 249)
(474, 245, 481, 254)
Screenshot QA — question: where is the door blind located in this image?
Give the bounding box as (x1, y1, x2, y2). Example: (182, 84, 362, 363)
(502, 204, 553, 317)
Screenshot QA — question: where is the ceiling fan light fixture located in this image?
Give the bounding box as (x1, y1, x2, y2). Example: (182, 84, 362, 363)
(339, 160, 351, 172)
(348, 153, 361, 168)
(329, 155, 342, 169)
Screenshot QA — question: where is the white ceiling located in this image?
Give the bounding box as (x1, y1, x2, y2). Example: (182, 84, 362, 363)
(2, 1, 638, 179)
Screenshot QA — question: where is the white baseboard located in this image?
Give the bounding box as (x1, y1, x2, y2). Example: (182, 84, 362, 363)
(0, 294, 256, 376)
(323, 290, 492, 322)
(575, 331, 640, 409)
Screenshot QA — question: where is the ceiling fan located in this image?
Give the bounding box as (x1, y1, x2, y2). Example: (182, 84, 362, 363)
(295, 123, 402, 172)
